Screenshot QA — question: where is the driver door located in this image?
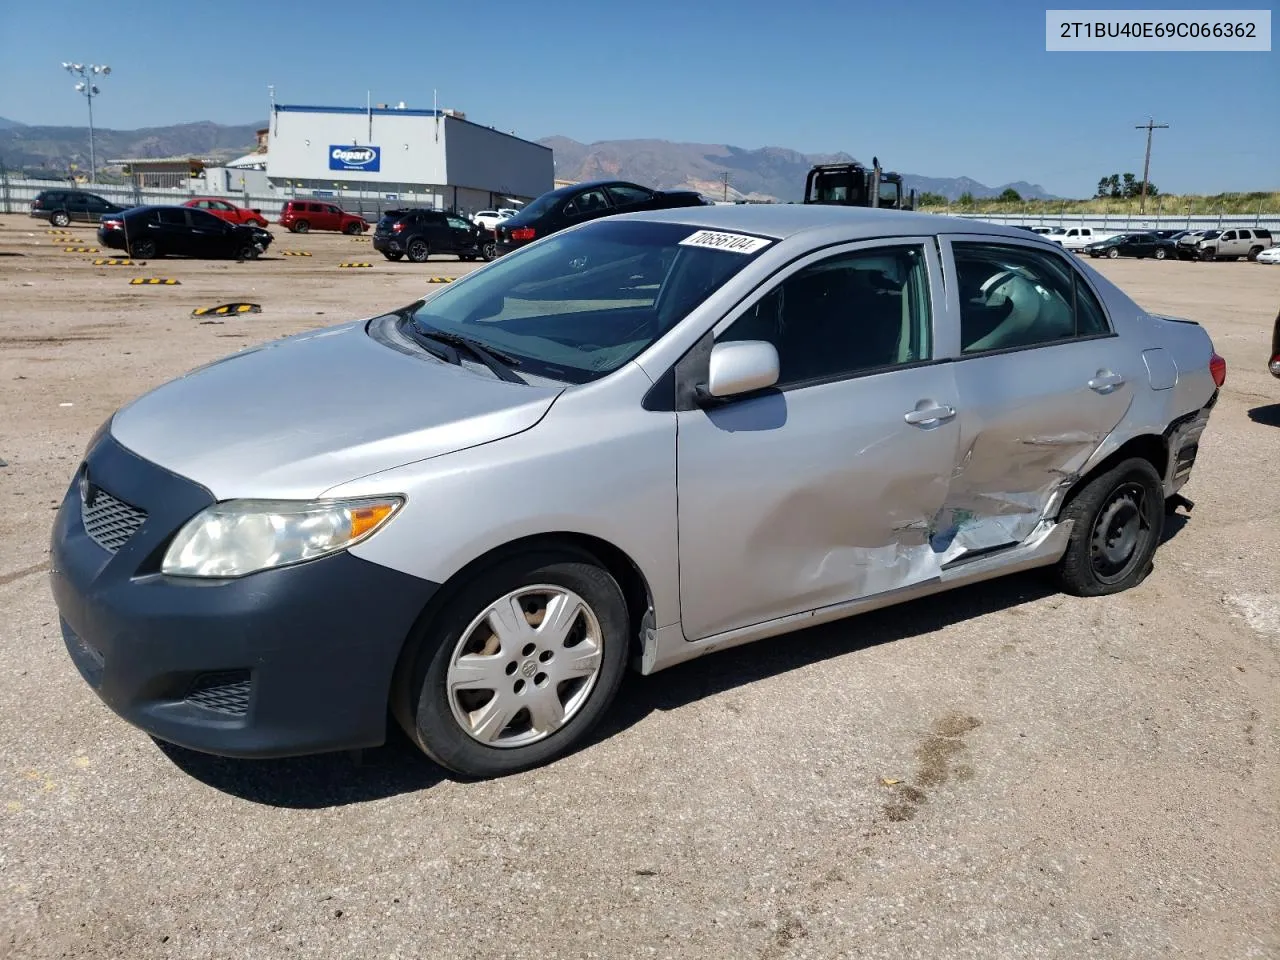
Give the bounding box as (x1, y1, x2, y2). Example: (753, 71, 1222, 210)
(675, 240, 961, 641)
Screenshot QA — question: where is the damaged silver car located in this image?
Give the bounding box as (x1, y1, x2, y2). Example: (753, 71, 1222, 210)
(50, 206, 1225, 779)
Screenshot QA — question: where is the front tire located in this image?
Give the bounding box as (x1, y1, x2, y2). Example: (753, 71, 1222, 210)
(481, 241, 497, 262)
(237, 243, 260, 260)
(1054, 457, 1165, 597)
(396, 553, 630, 778)
(1107, 248, 1120, 259)
(344, 221, 363, 235)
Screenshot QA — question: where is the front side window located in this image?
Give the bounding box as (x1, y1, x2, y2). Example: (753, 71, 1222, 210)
(400, 220, 772, 384)
(718, 245, 932, 388)
(447, 216, 471, 230)
(952, 242, 1110, 354)
(189, 210, 225, 230)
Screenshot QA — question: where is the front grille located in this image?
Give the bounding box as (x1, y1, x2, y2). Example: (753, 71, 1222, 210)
(186, 671, 252, 716)
(82, 485, 147, 553)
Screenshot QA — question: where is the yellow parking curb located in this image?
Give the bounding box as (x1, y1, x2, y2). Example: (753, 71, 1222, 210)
(129, 278, 181, 285)
(92, 258, 134, 266)
(281, 251, 313, 257)
(193, 302, 261, 317)
(338, 262, 373, 268)
(425, 277, 455, 283)
(63, 247, 99, 253)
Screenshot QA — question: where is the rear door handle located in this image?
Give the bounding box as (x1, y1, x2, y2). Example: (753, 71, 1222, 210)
(904, 404, 956, 425)
(1088, 372, 1125, 392)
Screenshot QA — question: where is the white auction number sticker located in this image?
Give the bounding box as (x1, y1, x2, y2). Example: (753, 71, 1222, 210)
(678, 230, 773, 254)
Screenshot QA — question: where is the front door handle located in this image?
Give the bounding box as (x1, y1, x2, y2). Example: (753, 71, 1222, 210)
(1088, 371, 1125, 392)
(904, 403, 956, 425)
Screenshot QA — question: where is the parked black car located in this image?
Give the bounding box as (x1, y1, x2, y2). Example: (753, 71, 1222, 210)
(1082, 231, 1176, 260)
(372, 208, 494, 263)
(493, 180, 709, 254)
(30, 189, 124, 227)
(98, 206, 273, 259)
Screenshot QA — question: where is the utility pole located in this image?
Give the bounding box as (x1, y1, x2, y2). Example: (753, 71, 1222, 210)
(1134, 117, 1168, 215)
(720, 171, 730, 202)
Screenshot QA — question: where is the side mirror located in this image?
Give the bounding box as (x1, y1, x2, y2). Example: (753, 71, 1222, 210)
(697, 340, 780, 403)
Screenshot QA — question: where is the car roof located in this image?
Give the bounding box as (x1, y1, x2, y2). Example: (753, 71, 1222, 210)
(609, 203, 1046, 243)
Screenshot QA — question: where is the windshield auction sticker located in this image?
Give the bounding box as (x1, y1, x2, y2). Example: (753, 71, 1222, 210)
(1046, 9, 1271, 50)
(679, 230, 773, 254)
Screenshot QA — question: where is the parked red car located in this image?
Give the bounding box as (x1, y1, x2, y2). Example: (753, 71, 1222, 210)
(278, 200, 369, 235)
(183, 197, 269, 228)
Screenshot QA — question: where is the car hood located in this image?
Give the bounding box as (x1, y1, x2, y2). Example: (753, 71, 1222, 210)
(109, 319, 563, 500)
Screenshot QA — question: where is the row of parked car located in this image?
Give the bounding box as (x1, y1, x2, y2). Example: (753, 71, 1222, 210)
(1025, 223, 1278, 263)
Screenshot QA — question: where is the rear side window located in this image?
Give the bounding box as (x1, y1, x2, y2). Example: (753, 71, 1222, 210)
(1255, 229, 1271, 239)
(952, 242, 1111, 354)
(157, 209, 188, 225)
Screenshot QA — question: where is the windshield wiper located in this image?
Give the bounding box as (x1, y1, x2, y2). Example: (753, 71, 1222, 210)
(407, 320, 526, 384)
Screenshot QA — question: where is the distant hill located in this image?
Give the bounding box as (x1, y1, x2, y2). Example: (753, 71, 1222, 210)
(538, 136, 1057, 203)
(0, 117, 1056, 201)
(0, 120, 262, 174)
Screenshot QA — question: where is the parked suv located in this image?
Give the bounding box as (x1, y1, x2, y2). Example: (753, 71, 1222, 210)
(279, 200, 368, 234)
(30, 190, 124, 227)
(373, 208, 494, 262)
(1183, 228, 1273, 261)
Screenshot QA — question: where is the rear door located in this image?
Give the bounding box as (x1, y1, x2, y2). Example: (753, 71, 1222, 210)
(938, 236, 1136, 555)
(66, 193, 91, 222)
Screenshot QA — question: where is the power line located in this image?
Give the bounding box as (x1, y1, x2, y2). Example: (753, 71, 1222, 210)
(1134, 118, 1169, 215)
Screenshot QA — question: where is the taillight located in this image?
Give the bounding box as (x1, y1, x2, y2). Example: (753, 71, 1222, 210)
(102, 219, 122, 230)
(510, 227, 536, 241)
(392, 222, 404, 232)
(1268, 354, 1280, 377)
(33, 199, 44, 209)
(1209, 352, 1226, 387)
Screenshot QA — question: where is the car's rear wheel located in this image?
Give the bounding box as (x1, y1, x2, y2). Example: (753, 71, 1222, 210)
(1154, 247, 1167, 260)
(1247, 246, 1264, 261)
(407, 239, 430, 263)
(51, 211, 71, 227)
(383, 252, 404, 261)
(128, 238, 158, 259)
(1054, 457, 1164, 597)
(395, 552, 629, 778)
(293, 220, 310, 234)
(343, 221, 363, 235)
(1107, 247, 1120, 258)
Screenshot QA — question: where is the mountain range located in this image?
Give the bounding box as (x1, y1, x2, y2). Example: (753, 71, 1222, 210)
(0, 117, 1055, 201)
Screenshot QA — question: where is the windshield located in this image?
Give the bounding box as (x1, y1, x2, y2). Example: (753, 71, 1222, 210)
(403, 219, 773, 384)
(1200, 230, 1220, 239)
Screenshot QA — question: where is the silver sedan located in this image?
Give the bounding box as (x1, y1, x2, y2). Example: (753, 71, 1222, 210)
(49, 205, 1225, 778)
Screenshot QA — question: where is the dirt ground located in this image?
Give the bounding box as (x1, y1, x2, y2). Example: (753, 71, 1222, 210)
(1, 212, 1278, 959)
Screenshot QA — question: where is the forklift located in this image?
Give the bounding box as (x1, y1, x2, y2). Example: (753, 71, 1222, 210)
(802, 156, 916, 210)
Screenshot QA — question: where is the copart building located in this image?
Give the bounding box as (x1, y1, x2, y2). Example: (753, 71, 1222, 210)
(265, 103, 553, 214)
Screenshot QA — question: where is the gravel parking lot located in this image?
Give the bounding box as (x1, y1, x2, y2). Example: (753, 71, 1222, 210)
(2, 213, 1278, 960)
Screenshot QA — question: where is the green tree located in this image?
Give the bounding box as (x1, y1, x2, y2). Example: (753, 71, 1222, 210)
(1106, 174, 1122, 198)
(957, 191, 975, 205)
(1121, 173, 1139, 198)
(998, 187, 1023, 202)
(917, 191, 948, 206)
(1096, 177, 1111, 199)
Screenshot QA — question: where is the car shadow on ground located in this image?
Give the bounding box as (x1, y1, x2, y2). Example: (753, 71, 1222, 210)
(158, 519, 1192, 808)
(1247, 403, 1280, 427)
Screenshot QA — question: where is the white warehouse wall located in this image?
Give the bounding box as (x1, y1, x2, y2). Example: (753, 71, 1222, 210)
(265, 106, 553, 203)
(267, 107, 448, 184)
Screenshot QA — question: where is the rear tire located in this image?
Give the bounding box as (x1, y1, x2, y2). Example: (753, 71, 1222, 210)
(1054, 457, 1165, 597)
(1154, 247, 1167, 260)
(383, 252, 404, 261)
(293, 220, 310, 234)
(407, 238, 430, 263)
(1248, 246, 1263, 261)
(395, 552, 630, 778)
(51, 211, 71, 227)
(128, 238, 158, 260)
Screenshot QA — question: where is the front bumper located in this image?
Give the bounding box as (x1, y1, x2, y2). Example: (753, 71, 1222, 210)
(49, 433, 439, 759)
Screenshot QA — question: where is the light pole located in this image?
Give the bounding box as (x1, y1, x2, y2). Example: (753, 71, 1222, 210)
(61, 62, 111, 183)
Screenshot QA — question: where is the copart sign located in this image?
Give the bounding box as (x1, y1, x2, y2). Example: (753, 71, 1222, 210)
(329, 145, 381, 172)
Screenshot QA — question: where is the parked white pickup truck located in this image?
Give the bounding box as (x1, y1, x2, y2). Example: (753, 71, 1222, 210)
(1055, 226, 1116, 251)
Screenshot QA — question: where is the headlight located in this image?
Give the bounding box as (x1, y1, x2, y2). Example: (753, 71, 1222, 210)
(161, 496, 403, 578)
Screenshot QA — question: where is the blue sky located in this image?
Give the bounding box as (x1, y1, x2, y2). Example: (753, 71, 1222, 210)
(0, 0, 1275, 196)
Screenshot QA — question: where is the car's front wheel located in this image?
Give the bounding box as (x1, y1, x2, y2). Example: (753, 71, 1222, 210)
(237, 242, 260, 260)
(396, 552, 630, 778)
(344, 222, 364, 235)
(51, 211, 71, 227)
(1054, 457, 1164, 597)
(1107, 248, 1120, 258)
